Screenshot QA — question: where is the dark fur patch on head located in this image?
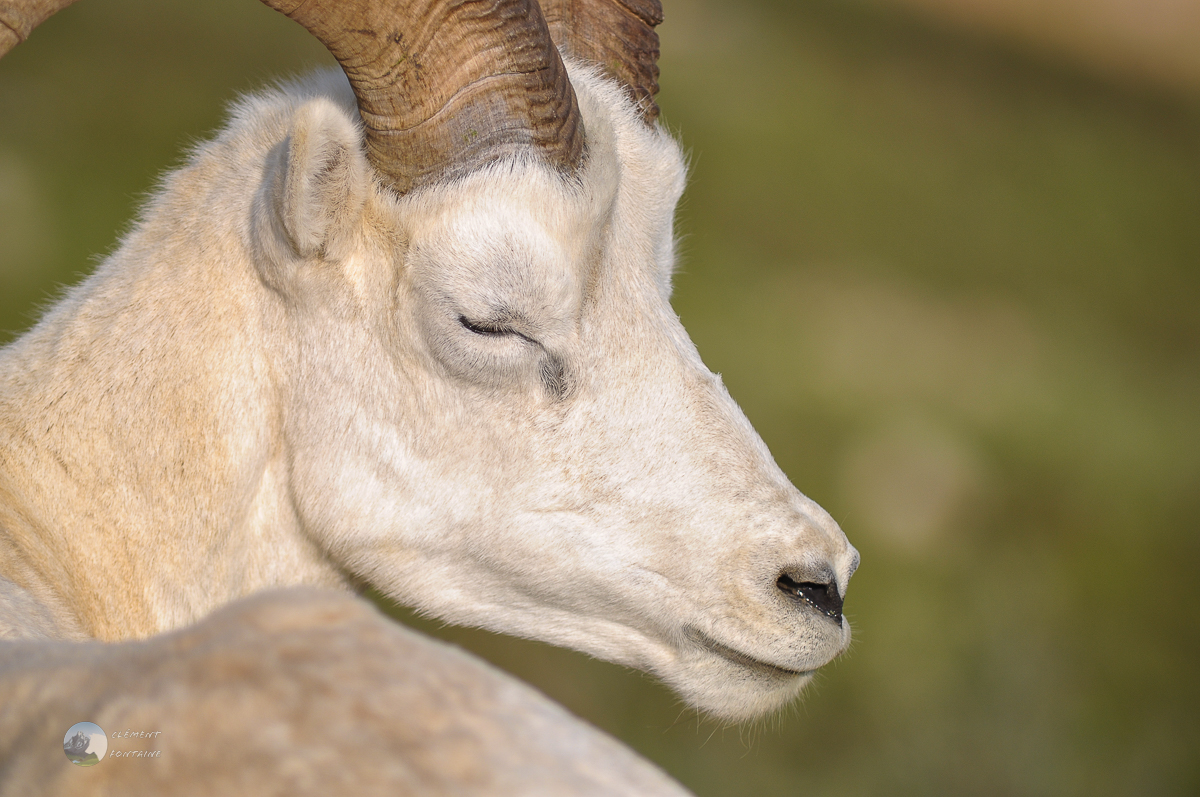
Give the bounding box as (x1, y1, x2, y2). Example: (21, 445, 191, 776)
(540, 354, 570, 400)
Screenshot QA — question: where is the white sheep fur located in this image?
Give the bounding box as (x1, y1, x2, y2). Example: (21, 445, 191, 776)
(0, 60, 858, 790)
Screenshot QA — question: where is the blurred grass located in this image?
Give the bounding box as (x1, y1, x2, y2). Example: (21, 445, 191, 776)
(2, 0, 1198, 794)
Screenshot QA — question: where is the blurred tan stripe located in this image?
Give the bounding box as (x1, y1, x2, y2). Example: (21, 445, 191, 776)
(872, 0, 1200, 92)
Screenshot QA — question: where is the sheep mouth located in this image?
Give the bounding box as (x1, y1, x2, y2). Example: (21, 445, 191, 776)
(683, 627, 811, 679)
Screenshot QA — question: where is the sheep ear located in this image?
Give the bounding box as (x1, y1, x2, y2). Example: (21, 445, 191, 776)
(278, 98, 370, 261)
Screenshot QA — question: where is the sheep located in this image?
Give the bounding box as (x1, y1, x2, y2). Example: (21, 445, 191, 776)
(1, 588, 694, 795)
(0, 0, 860, 789)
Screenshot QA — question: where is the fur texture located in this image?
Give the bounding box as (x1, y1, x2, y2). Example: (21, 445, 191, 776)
(0, 63, 858, 725)
(0, 588, 691, 796)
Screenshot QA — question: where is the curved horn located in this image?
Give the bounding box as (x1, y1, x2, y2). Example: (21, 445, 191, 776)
(261, 0, 585, 194)
(0, 0, 586, 194)
(539, 0, 663, 123)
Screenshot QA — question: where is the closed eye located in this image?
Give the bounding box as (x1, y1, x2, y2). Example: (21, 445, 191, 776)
(458, 315, 516, 337)
(457, 315, 542, 348)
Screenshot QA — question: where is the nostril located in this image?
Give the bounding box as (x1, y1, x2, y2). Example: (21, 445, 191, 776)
(777, 573, 844, 622)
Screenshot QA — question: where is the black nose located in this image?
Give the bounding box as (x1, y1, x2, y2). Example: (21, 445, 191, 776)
(777, 573, 843, 622)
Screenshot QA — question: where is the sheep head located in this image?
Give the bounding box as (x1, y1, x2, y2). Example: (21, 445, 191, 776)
(250, 83, 856, 723)
(0, 0, 859, 722)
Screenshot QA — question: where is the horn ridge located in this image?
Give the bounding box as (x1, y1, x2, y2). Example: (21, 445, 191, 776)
(0, 0, 589, 191)
(540, 0, 663, 122)
(261, 0, 585, 194)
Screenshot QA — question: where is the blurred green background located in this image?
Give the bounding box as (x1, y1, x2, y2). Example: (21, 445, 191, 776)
(1, 0, 1197, 794)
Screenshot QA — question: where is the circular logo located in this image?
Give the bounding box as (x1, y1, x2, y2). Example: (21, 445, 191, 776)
(63, 722, 107, 766)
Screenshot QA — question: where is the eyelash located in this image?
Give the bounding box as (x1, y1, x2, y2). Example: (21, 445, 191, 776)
(454, 314, 568, 397)
(458, 315, 514, 337)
